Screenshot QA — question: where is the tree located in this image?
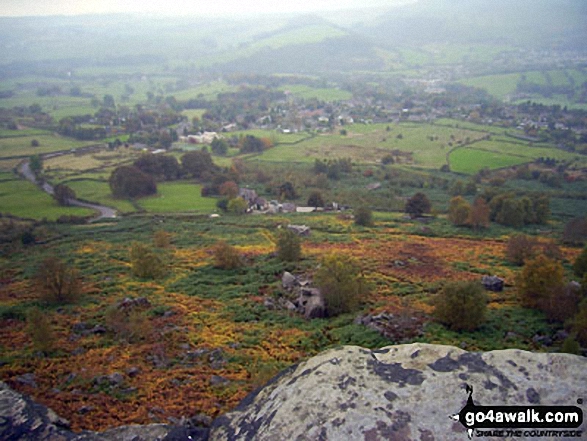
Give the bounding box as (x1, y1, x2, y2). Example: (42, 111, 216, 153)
(573, 246, 587, 278)
(30, 139, 40, 147)
(517, 255, 564, 310)
(109, 166, 157, 198)
(35, 256, 82, 304)
(569, 299, 587, 346)
(219, 181, 239, 199)
(53, 183, 76, 206)
(307, 191, 324, 208)
(213, 241, 243, 269)
(433, 281, 488, 331)
(505, 234, 537, 266)
(227, 197, 247, 214)
(405, 192, 431, 218)
(134, 154, 180, 181)
(468, 198, 490, 230)
(103, 94, 115, 108)
(181, 150, 216, 179)
(276, 229, 301, 262)
(563, 217, 587, 245)
(29, 154, 42, 175)
(130, 243, 166, 279)
(354, 206, 373, 227)
(211, 138, 229, 156)
(314, 254, 367, 316)
(448, 196, 471, 226)
(278, 181, 297, 200)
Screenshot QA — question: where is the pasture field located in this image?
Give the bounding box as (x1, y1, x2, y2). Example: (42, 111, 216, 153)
(64, 180, 137, 214)
(279, 85, 352, 101)
(181, 109, 207, 120)
(253, 122, 488, 168)
(169, 82, 238, 101)
(249, 24, 347, 51)
(0, 178, 94, 220)
(0, 128, 51, 138)
(136, 182, 218, 213)
(0, 135, 96, 158)
(460, 73, 521, 99)
(449, 148, 529, 174)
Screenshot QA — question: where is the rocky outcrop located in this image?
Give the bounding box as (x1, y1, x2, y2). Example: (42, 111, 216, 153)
(211, 344, 587, 441)
(2, 344, 586, 440)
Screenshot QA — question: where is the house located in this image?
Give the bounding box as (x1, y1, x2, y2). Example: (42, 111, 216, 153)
(238, 188, 258, 206)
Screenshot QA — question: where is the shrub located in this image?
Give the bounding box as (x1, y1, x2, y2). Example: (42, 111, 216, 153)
(105, 307, 152, 343)
(354, 206, 373, 227)
(213, 241, 242, 270)
(560, 335, 581, 355)
(276, 229, 301, 262)
(35, 256, 82, 304)
(314, 254, 368, 317)
(227, 197, 247, 214)
(448, 196, 471, 226)
(153, 230, 171, 248)
(569, 299, 587, 346)
(130, 243, 166, 279)
(53, 183, 76, 206)
(27, 308, 55, 354)
(562, 217, 587, 245)
(468, 197, 490, 229)
(517, 255, 564, 310)
(573, 246, 587, 278)
(433, 281, 488, 331)
(505, 234, 537, 266)
(543, 282, 582, 323)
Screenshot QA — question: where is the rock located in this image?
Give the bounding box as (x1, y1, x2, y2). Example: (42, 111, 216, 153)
(117, 297, 151, 312)
(125, 367, 141, 378)
(286, 224, 311, 236)
(15, 373, 37, 389)
(209, 375, 230, 386)
(210, 343, 587, 441)
(482, 275, 504, 292)
(0, 382, 209, 440)
(281, 272, 297, 290)
(296, 288, 326, 319)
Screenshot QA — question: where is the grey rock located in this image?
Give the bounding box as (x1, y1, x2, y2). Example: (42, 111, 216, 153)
(16, 373, 37, 389)
(210, 343, 587, 441)
(281, 272, 297, 290)
(296, 287, 326, 319)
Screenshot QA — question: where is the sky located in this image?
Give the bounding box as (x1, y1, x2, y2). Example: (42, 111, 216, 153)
(0, 0, 415, 17)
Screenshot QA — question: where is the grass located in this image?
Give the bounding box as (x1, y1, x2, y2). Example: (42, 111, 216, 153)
(279, 85, 352, 101)
(0, 135, 96, 159)
(0, 178, 94, 220)
(449, 147, 529, 174)
(64, 180, 137, 213)
(136, 182, 218, 213)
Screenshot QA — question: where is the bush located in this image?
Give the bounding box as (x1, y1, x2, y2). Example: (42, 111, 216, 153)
(53, 183, 76, 206)
(448, 196, 471, 226)
(354, 206, 373, 227)
(569, 299, 587, 346)
(130, 243, 166, 279)
(573, 246, 587, 278)
(314, 254, 368, 317)
(227, 197, 247, 214)
(105, 307, 152, 343)
(153, 231, 171, 248)
(27, 308, 55, 354)
(517, 255, 564, 310)
(560, 335, 581, 355)
(433, 281, 488, 331)
(276, 229, 301, 262)
(213, 241, 242, 270)
(543, 283, 582, 323)
(307, 191, 324, 208)
(505, 234, 537, 266)
(563, 217, 587, 245)
(35, 256, 82, 304)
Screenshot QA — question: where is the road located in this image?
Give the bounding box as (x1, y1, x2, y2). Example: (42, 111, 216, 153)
(18, 160, 118, 220)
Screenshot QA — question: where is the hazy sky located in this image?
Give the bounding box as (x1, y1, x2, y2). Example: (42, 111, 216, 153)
(0, 0, 414, 17)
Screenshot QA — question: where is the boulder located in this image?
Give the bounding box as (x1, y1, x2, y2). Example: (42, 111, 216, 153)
(210, 343, 587, 441)
(281, 271, 297, 290)
(482, 275, 504, 292)
(296, 287, 326, 319)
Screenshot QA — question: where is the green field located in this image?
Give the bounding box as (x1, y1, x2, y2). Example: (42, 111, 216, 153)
(136, 182, 218, 213)
(0, 135, 96, 158)
(65, 180, 137, 213)
(170, 82, 238, 101)
(0, 178, 94, 220)
(460, 73, 521, 99)
(280, 85, 352, 101)
(449, 148, 529, 174)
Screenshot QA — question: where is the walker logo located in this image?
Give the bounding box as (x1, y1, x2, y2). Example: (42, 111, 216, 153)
(450, 385, 584, 439)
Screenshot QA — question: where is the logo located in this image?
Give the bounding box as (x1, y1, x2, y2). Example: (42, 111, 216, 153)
(450, 384, 584, 439)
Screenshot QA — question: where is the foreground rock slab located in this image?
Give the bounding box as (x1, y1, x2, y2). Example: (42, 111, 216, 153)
(211, 343, 587, 441)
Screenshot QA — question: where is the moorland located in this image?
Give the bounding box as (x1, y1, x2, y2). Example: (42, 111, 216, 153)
(1, 0, 587, 432)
